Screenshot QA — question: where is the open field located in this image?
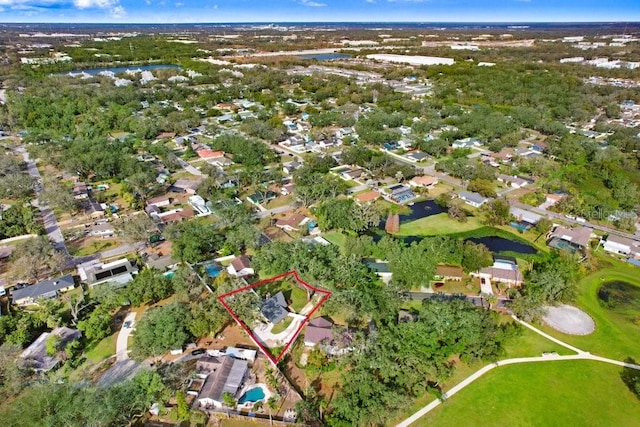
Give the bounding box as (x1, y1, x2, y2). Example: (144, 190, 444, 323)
(390, 317, 576, 424)
(536, 264, 640, 361)
(418, 360, 640, 427)
(397, 213, 483, 236)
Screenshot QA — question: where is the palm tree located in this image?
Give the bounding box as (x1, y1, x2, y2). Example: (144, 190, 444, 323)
(222, 391, 236, 418)
(267, 395, 278, 426)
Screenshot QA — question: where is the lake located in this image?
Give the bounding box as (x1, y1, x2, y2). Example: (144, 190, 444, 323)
(467, 236, 537, 255)
(65, 64, 182, 76)
(297, 53, 351, 61)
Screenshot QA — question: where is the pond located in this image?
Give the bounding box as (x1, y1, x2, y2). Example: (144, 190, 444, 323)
(598, 281, 640, 323)
(65, 64, 182, 76)
(467, 236, 537, 255)
(297, 53, 352, 61)
(368, 232, 537, 255)
(377, 200, 446, 228)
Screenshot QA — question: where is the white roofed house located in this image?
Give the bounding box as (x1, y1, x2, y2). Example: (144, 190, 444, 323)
(189, 195, 212, 216)
(602, 235, 640, 257)
(497, 174, 532, 189)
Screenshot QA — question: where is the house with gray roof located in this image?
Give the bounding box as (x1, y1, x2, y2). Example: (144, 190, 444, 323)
(603, 235, 640, 257)
(11, 275, 75, 306)
(20, 327, 81, 372)
(458, 191, 489, 208)
(197, 356, 248, 409)
(261, 292, 289, 324)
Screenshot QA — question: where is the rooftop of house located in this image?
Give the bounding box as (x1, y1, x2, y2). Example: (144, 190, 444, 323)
(230, 255, 251, 272)
(261, 291, 289, 324)
(11, 275, 75, 303)
(605, 234, 640, 249)
(305, 317, 335, 345)
(550, 226, 592, 248)
(20, 327, 81, 372)
(410, 175, 438, 186)
(198, 356, 248, 403)
(354, 190, 381, 204)
(275, 212, 307, 229)
(435, 264, 464, 278)
(459, 191, 488, 204)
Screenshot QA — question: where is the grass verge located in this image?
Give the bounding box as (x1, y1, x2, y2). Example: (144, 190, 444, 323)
(417, 360, 640, 427)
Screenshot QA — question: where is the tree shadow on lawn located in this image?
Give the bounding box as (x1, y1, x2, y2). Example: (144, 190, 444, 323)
(620, 357, 640, 399)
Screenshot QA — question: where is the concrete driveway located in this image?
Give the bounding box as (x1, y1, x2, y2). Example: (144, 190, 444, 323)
(116, 312, 136, 361)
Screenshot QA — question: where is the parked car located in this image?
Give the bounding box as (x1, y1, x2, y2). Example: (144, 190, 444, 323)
(191, 348, 206, 356)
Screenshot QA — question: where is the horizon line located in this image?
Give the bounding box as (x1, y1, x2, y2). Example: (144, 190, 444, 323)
(2, 20, 640, 25)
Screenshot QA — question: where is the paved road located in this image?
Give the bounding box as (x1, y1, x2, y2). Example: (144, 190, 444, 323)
(511, 201, 639, 240)
(116, 312, 136, 362)
(177, 158, 204, 176)
(252, 203, 299, 219)
(396, 316, 640, 427)
(16, 147, 68, 253)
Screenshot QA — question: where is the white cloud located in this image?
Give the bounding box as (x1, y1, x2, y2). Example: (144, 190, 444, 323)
(300, 0, 326, 6)
(110, 4, 125, 17)
(0, 0, 125, 9)
(175, 1, 182, 5)
(74, 0, 116, 8)
(365, 0, 375, 3)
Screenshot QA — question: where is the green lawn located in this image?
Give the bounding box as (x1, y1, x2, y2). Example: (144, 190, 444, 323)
(323, 231, 348, 251)
(535, 264, 640, 361)
(397, 213, 483, 236)
(257, 279, 309, 313)
(501, 320, 575, 358)
(84, 332, 117, 364)
(271, 316, 293, 334)
(418, 360, 640, 427)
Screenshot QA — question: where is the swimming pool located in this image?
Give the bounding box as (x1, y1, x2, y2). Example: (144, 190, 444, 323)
(204, 265, 222, 278)
(238, 386, 266, 404)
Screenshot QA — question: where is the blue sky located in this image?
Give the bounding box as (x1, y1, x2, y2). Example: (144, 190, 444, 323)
(1, 0, 639, 23)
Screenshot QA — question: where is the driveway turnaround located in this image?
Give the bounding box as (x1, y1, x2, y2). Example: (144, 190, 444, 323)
(543, 304, 596, 335)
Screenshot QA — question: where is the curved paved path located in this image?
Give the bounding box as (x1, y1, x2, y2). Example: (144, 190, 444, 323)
(396, 316, 640, 427)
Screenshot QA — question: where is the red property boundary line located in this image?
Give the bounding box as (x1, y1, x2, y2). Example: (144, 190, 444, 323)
(218, 270, 332, 365)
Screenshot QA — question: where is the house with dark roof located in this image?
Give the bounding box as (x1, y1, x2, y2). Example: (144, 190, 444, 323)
(261, 292, 289, 324)
(197, 356, 248, 409)
(227, 255, 254, 278)
(11, 275, 75, 306)
(304, 317, 335, 347)
(20, 327, 82, 373)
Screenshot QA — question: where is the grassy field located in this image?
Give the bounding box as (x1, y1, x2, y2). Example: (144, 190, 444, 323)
(389, 316, 576, 425)
(397, 213, 483, 236)
(536, 263, 640, 361)
(84, 332, 117, 364)
(418, 360, 640, 427)
(322, 231, 348, 251)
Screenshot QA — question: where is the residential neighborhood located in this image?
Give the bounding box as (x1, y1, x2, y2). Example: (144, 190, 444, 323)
(0, 18, 639, 427)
